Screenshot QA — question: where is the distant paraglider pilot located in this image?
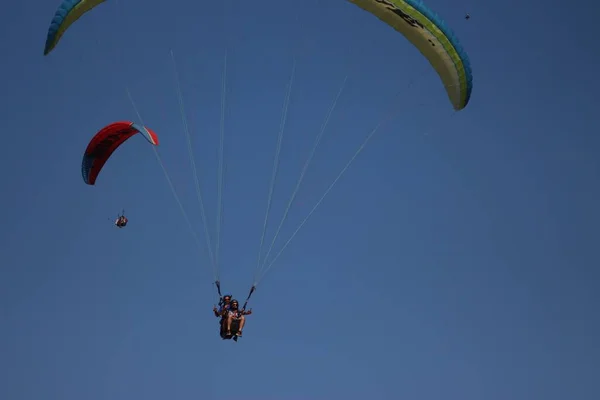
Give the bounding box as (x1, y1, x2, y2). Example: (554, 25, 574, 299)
(115, 215, 128, 228)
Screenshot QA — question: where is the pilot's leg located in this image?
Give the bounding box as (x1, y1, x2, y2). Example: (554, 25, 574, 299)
(237, 316, 245, 336)
(226, 315, 232, 334)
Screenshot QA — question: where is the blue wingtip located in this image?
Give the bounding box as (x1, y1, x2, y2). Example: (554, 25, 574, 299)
(44, 0, 84, 55)
(81, 154, 94, 184)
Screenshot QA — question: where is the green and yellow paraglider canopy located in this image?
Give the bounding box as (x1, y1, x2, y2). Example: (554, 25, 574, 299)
(347, 0, 473, 110)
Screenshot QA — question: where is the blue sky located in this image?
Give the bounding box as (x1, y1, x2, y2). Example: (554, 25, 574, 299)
(1, 0, 599, 399)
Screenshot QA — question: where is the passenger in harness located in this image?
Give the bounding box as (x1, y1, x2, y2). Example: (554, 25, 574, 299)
(224, 299, 252, 338)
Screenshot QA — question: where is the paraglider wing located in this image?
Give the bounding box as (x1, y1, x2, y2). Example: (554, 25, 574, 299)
(44, 0, 107, 55)
(347, 0, 473, 110)
(82, 121, 159, 185)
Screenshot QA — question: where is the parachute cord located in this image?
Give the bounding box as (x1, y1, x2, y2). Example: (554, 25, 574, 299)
(255, 91, 405, 284)
(151, 148, 208, 261)
(213, 0, 235, 292)
(258, 73, 348, 277)
(253, 58, 297, 283)
(170, 49, 218, 280)
(251, 1, 317, 285)
(125, 88, 208, 265)
(112, 2, 212, 278)
(125, 87, 145, 128)
(254, 4, 365, 281)
(214, 49, 227, 281)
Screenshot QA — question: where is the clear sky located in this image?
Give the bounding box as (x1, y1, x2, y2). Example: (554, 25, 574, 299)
(1, 0, 599, 399)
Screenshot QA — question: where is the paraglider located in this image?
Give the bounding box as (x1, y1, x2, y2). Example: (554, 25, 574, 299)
(347, 0, 473, 110)
(50, 0, 473, 344)
(115, 214, 128, 228)
(44, 0, 108, 55)
(81, 121, 159, 185)
(213, 286, 255, 342)
(222, 300, 252, 339)
(109, 210, 128, 228)
(215, 298, 252, 341)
